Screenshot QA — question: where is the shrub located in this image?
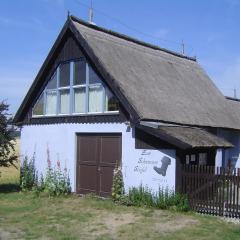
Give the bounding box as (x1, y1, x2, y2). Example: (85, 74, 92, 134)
(20, 152, 71, 197)
(128, 185, 154, 207)
(111, 163, 124, 201)
(20, 155, 37, 191)
(155, 187, 176, 209)
(119, 185, 189, 212)
(173, 193, 190, 212)
(32, 173, 45, 197)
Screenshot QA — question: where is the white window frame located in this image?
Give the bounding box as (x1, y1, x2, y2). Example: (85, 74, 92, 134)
(32, 59, 119, 118)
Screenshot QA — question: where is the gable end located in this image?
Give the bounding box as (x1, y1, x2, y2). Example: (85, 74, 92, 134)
(14, 19, 136, 125)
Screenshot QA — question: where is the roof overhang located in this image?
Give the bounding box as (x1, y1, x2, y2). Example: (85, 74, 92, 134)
(137, 123, 233, 150)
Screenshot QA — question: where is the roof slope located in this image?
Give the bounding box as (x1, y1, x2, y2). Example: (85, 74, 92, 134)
(225, 97, 240, 123)
(71, 17, 240, 129)
(13, 16, 240, 129)
(137, 125, 233, 149)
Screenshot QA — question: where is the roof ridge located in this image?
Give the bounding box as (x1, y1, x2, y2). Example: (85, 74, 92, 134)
(226, 96, 240, 102)
(70, 15, 196, 62)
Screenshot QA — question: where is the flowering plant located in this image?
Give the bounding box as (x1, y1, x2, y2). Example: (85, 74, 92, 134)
(44, 157, 71, 197)
(111, 163, 124, 201)
(20, 154, 37, 191)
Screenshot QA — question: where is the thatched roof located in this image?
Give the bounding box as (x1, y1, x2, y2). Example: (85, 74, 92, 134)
(13, 16, 240, 130)
(71, 16, 240, 129)
(225, 97, 240, 123)
(137, 125, 233, 149)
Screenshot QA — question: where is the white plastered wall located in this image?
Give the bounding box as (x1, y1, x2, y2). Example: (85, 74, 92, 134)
(20, 123, 176, 192)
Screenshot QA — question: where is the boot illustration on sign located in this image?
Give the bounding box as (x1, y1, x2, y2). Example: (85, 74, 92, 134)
(153, 156, 171, 176)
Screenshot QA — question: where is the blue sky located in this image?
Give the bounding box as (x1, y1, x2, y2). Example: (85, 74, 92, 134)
(1, 0, 240, 114)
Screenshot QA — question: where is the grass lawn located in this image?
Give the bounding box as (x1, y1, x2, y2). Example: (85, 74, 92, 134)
(0, 139, 240, 239)
(0, 192, 240, 240)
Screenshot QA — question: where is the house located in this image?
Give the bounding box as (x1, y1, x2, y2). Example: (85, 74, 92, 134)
(14, 15, 240, 196)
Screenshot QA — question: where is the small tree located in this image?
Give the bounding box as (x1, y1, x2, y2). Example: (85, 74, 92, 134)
(0, 102, 18, 168)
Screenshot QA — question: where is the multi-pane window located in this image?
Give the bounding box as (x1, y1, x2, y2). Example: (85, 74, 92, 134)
(74, 87, 86, 113)
(32, 93, 44, 115)
(105, 88, 119, 112)
(46, 72, 57, 89)
(89, 66, 102, 84)
(46, 91, 57, 115)
(73, 61, 86, 113)
(74, 61, 86, 85)
(89, 85, 103, 113)
(32, 60, 119, 117)
(185, 153, 207, 165)
(59, 63, 70, 87)
(59, 89, 70, 114)
(45, 72, 57, 115)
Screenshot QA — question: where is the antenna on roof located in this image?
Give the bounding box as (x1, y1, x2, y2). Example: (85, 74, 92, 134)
(67, 10, 70, 19)
(88, 0, 95, 25)
(234, 87, 237, 98)
(181, 40, 185, 55)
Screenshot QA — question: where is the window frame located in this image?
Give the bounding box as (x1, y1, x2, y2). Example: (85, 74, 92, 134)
(32, 59, 119, 118)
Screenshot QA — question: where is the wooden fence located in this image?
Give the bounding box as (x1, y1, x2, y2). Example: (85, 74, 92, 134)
(179, 165, 240, 218)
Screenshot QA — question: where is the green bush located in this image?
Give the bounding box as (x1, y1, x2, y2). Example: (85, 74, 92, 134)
(172, 193, 190, 212)
(32, 174, 45, 197)
(128, 185, 154, 207)
(20, 155, 37, 191)
(155, 187, 176, 209)
(111, 164, 124, 201)
(119, 185, 189, 212)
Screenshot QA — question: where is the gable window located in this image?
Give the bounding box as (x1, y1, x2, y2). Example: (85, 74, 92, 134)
(74, 87, 86, 113)
(32, 60, 119, 117)
(46, 91, 57, 115)
(46, 72, 57, 89)
(105, 88, 119, 111)
(89, 86, 103, 113)
(59, 89, 70, 114)
(32, 93, 44, 116)
(74, 61, 86, 85)
(89, 66, 102, 84)
(59, 63, 70, 87)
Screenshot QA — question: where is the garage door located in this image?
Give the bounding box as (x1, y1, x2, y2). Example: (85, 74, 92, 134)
(76, 133, 122, 197)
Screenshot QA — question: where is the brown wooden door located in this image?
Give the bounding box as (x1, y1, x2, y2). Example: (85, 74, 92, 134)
(76, 134, 122, 196)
